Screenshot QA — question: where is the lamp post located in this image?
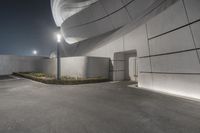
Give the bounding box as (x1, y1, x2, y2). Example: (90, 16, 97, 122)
(56, 33, 62, 80)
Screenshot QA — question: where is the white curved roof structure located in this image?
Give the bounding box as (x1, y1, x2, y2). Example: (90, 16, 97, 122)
(51, 0, 98, 26)
(51, 0, 165, 44)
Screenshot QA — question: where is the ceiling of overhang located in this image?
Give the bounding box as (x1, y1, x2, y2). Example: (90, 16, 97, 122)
(51, 0, 98, 26)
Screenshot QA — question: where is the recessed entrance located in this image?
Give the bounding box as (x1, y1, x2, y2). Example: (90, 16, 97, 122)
(113, 50, 138, 82)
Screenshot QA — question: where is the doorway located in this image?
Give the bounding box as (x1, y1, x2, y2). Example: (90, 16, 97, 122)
(113, 50, 138, 82)
(124, 53, 138, 82)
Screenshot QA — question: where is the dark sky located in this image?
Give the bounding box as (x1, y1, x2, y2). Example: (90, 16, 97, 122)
(0, 0, 58, 57)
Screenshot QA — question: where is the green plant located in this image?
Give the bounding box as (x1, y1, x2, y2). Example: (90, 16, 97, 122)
(13, 72, 109, 85)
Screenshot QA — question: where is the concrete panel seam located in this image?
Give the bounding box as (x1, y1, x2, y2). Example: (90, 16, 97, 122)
(182, 0, 200, 64)
(62, 0, 167, 31)
(140, 71, 200, 75)
(148, 18, 200, 40)
(120, 0, 133, 20)
(139, 48, 200, 58)
(145, 24, 153, 72)
(110, 70, 125, 72)
(112, 60, 126, 61)
(62, 0, 137, 30)
(98, 0, 115, 29)
(122, 36, 125, 52)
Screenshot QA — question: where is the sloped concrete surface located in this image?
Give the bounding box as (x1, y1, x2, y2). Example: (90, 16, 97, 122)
(0, 78, 200, 133)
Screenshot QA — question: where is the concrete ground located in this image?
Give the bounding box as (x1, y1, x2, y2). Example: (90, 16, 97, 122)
(0, 77, 200, 133)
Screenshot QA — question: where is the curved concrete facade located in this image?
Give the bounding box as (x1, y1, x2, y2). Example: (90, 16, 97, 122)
(51, 0, 200, 100)
(51, 0, 166, 44)
(51, 0, 98, 27)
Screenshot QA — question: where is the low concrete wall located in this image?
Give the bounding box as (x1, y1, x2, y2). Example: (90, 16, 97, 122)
(0, 55, 109, 79)
(42, 56, 109, 79)
(0, 55, 44, 75)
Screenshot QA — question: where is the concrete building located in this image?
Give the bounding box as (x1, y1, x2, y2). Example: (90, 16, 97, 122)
(51, 0, 200, 99)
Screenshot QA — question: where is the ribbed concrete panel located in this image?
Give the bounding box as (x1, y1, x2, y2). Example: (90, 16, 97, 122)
(147, 0, 188, 38)
(184, 0, 200, 22)
(151, 51, 200, 73)
(149, 26, 195, 55)
(126, 0, 157, 20)
(77, 1, 107, 24)
(138, 58, 151, 72)
(100, 0, 124, 14)
(152, 73, 200, 99)
(51, 0, 98, 26)
(124, 25, 149, 57)
(62, 17, 114, 44)
(62, 2, 106, 29)
(191, 21, 200, 48)
(61, 16, 81, 29)
(138, 73, 153, 89)
(52, 0, 169, 44)
(110, 8, 131, 29)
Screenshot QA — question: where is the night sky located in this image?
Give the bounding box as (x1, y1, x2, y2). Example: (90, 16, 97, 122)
(0, 0, 58, 57)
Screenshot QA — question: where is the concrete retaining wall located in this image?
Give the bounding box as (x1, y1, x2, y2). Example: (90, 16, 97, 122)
(0, 55, 43, 75)
(41, 56, 109, 79)
(0, 55, 109, 79)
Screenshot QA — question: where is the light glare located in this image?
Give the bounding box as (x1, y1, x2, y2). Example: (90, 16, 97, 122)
(57, 34, 62, 43)
(33, 50, 38, 55)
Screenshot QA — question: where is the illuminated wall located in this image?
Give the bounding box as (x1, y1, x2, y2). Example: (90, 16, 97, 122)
(51, 0, 200, 99)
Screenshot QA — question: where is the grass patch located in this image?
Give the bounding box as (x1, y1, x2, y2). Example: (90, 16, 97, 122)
(13, 72, 109, 85)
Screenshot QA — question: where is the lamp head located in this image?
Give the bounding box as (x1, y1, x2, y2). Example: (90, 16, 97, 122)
(57, 33, 62, 43)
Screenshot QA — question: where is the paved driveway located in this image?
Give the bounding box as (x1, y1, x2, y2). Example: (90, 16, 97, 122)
(0, 76, 200, 133)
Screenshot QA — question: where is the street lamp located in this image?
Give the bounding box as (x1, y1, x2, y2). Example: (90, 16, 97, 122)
(56, 32, 62, 80)
(57, 34, 62, 43)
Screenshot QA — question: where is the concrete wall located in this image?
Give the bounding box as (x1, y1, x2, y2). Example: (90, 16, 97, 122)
(60, 56, 109, 78)
(40, 56, 110, 79)
(59, 0, 200, 99)
(0, 55, 44, 75)
(0, 55, 109, 79)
